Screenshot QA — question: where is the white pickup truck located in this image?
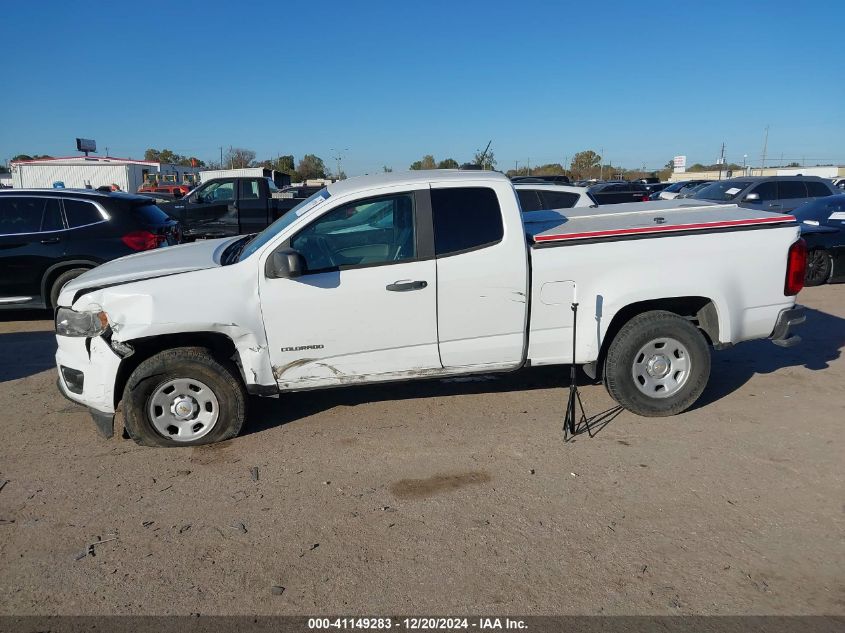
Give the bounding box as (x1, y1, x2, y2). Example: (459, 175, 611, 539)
(54, 170, 807, 446)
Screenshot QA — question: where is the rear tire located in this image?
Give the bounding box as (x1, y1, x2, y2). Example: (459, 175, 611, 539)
(804, 249, 831, 287)
(122, 347, 246, 447)
(604, 310, 710, 417)
(49, 268, 89, 308)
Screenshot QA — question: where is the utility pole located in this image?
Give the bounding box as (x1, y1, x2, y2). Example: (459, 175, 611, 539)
(527, 157, 530, 176)
(760, 125, 769, 176)
(599, 147, 604, 180)
(514, 160, 519, 174)
(219, 146, 223, 167)
(104, 146, 109, 157)
(717, 142, 725, 181)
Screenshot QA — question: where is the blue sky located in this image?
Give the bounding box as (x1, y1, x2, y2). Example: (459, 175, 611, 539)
(2, 0, 843, 175)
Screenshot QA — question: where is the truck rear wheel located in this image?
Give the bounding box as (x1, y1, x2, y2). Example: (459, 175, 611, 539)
(122, 347, 246, 447)
(604, 310, 710, 417)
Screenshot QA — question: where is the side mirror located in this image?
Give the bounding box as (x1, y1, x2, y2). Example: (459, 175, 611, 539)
(266, 247, 305, 279)
(743, 192, 761, 202)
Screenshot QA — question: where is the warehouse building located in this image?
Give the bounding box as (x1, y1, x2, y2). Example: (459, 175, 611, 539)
(10, 155, 200, 192)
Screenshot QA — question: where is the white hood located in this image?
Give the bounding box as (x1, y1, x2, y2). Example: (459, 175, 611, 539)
(60, 237, 236, 304)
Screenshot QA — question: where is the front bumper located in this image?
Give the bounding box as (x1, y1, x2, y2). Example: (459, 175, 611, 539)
(769, 305, 806, 348)
(55, 334, 122, 438)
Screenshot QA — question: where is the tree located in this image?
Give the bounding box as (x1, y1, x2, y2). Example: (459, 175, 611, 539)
(437, 158, 459, 169)
(297, 154, 327, 180)
(410, 155, 437, 170)
(473, 149, 496, 171)
(144, 148, 205, 167)
(224, 147, 256, 169)
(258, 154, 296, 175)
(383, 166, 393, 173)
(11, 154, 52, 162)
(570, 150, 601, 178)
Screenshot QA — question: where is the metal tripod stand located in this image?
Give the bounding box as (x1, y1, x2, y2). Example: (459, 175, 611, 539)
(564, 301, 589, 440)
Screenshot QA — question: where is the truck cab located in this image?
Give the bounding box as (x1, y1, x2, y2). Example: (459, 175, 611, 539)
(163, 176, 282, 239)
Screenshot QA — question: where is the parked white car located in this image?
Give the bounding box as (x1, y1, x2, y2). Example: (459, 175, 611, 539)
(55, 170, 807, 446)
(513, 183, 596, 211)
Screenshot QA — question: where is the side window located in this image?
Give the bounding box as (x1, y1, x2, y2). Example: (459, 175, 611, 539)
(200, 181, 235, 202)
(540, 190, 579, 209)
(63, 199, 104, 228)
(517, 189, 543, 212)
(0, 197, 44, 234)
(806, 181, 832, 197)
(431, 187, 503, 256)
(41, 198, 64, 231)
(751, 181, 778, 201)
(778, 181, 807, 199)
(291, 193, 415, 273)
(241, 179, 261, 200)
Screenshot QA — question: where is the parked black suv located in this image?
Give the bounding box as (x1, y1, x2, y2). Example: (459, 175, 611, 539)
(0, 190, 179, 310)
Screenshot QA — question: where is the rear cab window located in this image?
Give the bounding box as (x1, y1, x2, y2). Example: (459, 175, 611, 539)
(431, 187, 504, 256)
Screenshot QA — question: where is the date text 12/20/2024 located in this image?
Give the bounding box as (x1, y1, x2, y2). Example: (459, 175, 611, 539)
(308, 618, 528, 630)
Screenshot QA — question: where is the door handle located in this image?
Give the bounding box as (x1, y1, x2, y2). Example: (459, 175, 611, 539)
(40, 237, 60, 244)
(386, 280, 427, 292)
(769, 203, 782, 208)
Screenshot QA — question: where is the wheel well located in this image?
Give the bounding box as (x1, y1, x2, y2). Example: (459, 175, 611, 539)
(112, 332, 241, 409)
(595, 296, 718, 378)
(42, 262, 97, 307)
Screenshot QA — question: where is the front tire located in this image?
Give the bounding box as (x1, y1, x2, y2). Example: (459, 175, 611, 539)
(804, 249, 831, 287)
(604, 310, 710, 417)
(122, 347, 246, 447)
(49, 268, 89, 308)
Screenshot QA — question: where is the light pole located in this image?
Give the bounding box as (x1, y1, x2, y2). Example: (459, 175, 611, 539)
(330, 147, 349, 180)
(743, 154, 748, 175)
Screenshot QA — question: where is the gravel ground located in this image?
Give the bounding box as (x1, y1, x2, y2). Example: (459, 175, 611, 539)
(0, 286, 843, 615)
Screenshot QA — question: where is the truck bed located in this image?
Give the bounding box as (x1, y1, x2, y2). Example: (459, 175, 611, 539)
(524, 201, 796, 245)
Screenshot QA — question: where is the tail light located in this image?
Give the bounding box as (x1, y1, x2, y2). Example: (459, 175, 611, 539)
(122, 230, 165, 251)
(784, 238, 807, 296)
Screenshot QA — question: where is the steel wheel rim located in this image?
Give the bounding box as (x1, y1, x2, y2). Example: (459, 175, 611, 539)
(631, 337, 691, 399)
(148, 377, 219, 442)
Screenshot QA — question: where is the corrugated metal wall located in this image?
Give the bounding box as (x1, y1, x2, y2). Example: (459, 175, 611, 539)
(13, 164, 130, 190)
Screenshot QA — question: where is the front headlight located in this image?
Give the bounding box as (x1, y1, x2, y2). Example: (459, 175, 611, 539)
(55, 308, 109, 338)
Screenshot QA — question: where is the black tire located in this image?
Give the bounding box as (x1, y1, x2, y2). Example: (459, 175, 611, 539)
(49, 268, 90, 308)
(804, 249, 831, 287)
(604, 310, 710, 417)
(122, 347, 246, 447)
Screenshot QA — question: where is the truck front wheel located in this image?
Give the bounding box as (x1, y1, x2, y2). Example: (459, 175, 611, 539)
(122, 347, 246, 447)
(604, 310, 710, 417)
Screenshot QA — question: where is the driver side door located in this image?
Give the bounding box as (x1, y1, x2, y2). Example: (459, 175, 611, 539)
(260, 189, 441, 389)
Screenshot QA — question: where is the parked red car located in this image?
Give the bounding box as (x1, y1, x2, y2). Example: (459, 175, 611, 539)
(137, 183, 191, 197)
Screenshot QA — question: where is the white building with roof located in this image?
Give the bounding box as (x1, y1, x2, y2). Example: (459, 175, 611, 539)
(9, 155, 200, 192)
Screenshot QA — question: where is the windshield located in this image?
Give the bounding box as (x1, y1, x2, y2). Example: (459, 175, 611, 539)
(237, 188, 331, 261)
(693, 180, 753, 201)
(664, 181, 689, 193)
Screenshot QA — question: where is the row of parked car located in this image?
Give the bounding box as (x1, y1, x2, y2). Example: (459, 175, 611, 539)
(1, 172, 844, 311)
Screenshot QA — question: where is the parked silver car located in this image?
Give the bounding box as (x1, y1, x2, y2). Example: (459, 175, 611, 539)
(691, 176, 836, 213)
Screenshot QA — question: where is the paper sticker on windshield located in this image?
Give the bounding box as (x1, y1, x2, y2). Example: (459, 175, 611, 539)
(725, 187, 741, 195)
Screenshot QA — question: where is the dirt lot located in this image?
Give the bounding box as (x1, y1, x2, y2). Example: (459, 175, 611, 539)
(0, 286, 843, 616)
